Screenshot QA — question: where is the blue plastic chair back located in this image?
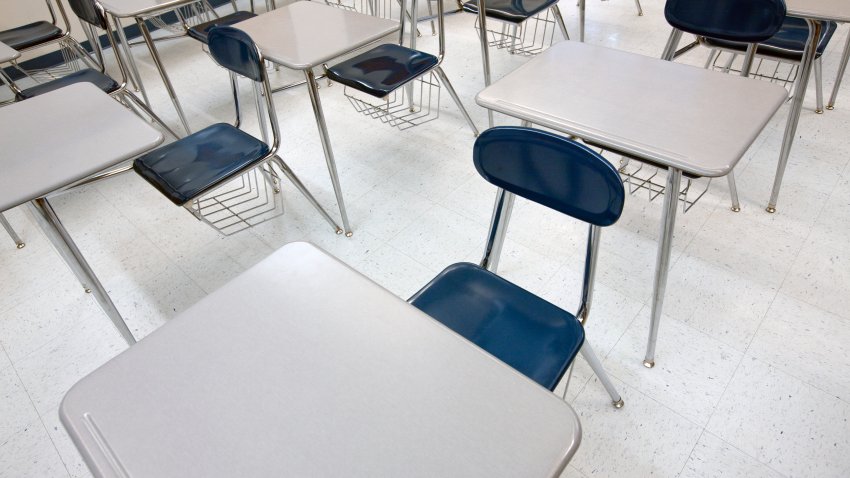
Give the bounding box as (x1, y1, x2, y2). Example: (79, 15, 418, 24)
(67, 0, 108, 30)
(664, 0, 786, 43)
(473, 127, 625, 227)
(207, 26, 265, 82)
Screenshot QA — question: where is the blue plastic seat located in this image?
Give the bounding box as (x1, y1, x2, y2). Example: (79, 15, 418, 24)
(187, 11, 257, 44)
(462, 0, 558, 24)
(409, 127, 625, 406)
(702, 16, 837, 61)
(0, 21, 64, 51)
(133, 123, 270, 205)
(16, 69, 119, 100)
(325, 44, 439, 99)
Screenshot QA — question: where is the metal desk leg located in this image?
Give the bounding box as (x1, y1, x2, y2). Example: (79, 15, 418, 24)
(477, 0, 494, 128)
(0, 212, 25, 249)
(27, 198, 136, 346)
(112, 14, 149, 106)
(579, 0, 585, 42)
(135, 17, 192, 135)
(827, 31, 850, 110)
(643, 167, 682, 368)
(304, 69, 352, 236)
(767, 19, 821, 213)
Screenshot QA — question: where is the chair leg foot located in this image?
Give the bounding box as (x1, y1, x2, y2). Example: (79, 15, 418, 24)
(16, 242, 25, 249)
(766, 206, 776, 214)
(731, 206, 741, 212)
(642, 359, 655, 368)
(826, 105, 835, 110)
(815, 109, 824, 114)
(612, 398, 625, 408)
(345, 230, 353, 237)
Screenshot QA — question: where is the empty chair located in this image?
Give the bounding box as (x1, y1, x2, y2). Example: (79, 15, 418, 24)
(409, 127, 625, 407)
(134, 26, 342, 235)
(661, 0, 787, 212)
(325, 0, 478, 134)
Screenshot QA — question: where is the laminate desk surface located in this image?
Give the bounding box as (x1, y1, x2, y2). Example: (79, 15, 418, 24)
(476, 41, 788, 178)
(235, 1, 400, 70)
(60, 242, 582, 478)
(99, 0, 196, 17)
(0, 83, 163, 211)
(0, 40, 20, 63)
(786, 0, 850, 22)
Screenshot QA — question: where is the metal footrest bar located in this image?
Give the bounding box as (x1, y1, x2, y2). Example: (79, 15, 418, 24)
(618, 158, 711, 213)
(473, 9, 557, 56)
(187, 163, 284, 235)
(343, 71, 441, 130)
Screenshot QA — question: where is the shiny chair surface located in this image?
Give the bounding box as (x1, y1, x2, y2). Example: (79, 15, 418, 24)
(410, 127, 625, 406)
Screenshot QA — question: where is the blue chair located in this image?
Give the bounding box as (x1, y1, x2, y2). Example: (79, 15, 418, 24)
(661, 0, 787, 213)
(133, 26, 343, 235)
(409, 127, 625, 407)
(325, 0, 478, 134)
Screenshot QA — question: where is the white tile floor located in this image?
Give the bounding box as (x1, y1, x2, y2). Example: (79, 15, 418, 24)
(1, 0, 850, 476)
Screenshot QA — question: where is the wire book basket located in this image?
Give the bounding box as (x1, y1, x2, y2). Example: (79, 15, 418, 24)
(146, 1, 215, 34)
(473, 10, 558, 56)
(343, 71, 441, 130)
(14, 37, 89, 82)
(187, 164, 284, 235)
(617, 158, 711, 213)
(324, 0, 402, 19)
(708, 51, 798, 88)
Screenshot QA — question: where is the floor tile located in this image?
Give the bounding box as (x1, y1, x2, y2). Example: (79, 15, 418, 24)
(678, 432, 784, 478)
(0, 366, 39, 446)
(0, 419, 68, 478)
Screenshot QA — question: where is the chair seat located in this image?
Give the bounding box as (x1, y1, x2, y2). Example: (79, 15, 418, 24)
(703, 17, 838, 61)
(187, 11, 257, 44)
(0, 21, 64, 51)
(409, 262, 584, 391)
(462, 0, 558, 24)
(326, 44, 438, 98)
(133, 123, 270, 205)
(17, 69, 119, 100)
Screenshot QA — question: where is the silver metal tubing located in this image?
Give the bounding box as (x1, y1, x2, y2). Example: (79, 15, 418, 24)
(135, 17, 192, 135)
(576, 224, 601, 325)
(827, 32, 850, 110)
(634, 0, 643, 16)
(726, 169, 741, 212)
(580, 341, 624, 408)
(230, 72, 242, 128)
(740, 43, 757, 77)
(703, 49, 717, 69)
(122, 90, 182, 140)
(767, 19, 822, 213)
(434, 67, 479, 136)
(253, 80, 270, 144)
(304, 69, 352, 236)
(407, 0, 418, 110)
(672, 39, 700, 60)
(270, 156, 343, 234)
(112, 14, 148, 105)
(0, 213, 25, 249)
(661, 28, 683, 61)
(82, 22, 105, 70)
(643, 167, 682, 368)
(270, 78, 310, 93)
(477, 0, 494, 127)
(27, 198, 136, 345)
(480, 188, 515, 273)
(579, 0, 585, 42)
(551, 5, 569, 41)
(815, 57, 824, 114)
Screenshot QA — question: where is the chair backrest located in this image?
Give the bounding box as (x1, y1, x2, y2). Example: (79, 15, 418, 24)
(207, 26, 265, 82)
(474, 127, 624, 227)
(664, 0, 786, 43)
(67, 0, 108, 30)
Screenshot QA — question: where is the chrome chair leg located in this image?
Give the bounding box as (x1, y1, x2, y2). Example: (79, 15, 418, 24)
(726, 169, 741, 212)
(580, 341, 624, 408)
(634, 0, 643, 16)
(815, 56, 824, 114)
(551, 5, 570, 41)
(827, 31, 850, 110)
(477, 3, 494, 127)
(480, 189, 516, 273)
(304, 69, 352, 236)
(270, 156, 343, 234)
(434, 67, 479, 136)
(704, 49, 717, 69)
(28, 198, 136, 345)
(0, 213, 25, 249)
(112, 14, 149, 105)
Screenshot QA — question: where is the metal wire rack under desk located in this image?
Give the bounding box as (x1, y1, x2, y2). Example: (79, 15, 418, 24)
(617, 158, 711, 213)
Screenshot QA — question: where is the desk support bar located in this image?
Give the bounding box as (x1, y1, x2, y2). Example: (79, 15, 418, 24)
(28, 198, 136, 345)
(643, 167, 681, 368)
(768, 19, 821, 213)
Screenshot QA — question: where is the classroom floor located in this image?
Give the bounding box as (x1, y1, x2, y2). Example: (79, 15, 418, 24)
(1, 0, 849, 476)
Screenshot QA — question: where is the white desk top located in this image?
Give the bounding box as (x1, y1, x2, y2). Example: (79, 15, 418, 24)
(786, 0, 850, 23)
(0, 83, 164, 211)
(235, 1, 400, 70)
(0, 40, 20, 63)
(476, 41, 787, 177)
(99, 0, 195, 18)
(60, 242, 581, 478)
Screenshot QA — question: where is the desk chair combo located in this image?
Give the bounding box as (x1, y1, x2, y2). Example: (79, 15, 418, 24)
(410, 127, 625, 408)
(325, 0, 479, 133)
(660, 0, 786, 213)
(134, 26, 344, 236)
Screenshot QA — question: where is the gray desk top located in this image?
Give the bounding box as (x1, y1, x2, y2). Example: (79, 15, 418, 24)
(60, 242, 582, 478)
(0, 83, 164, 211)
(0, 40, 20, 63)
(476, 41, 788, 177)
(235, 1, 400, 70)
(786, 0, 850, 23)
(98, 0, 195, 18)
